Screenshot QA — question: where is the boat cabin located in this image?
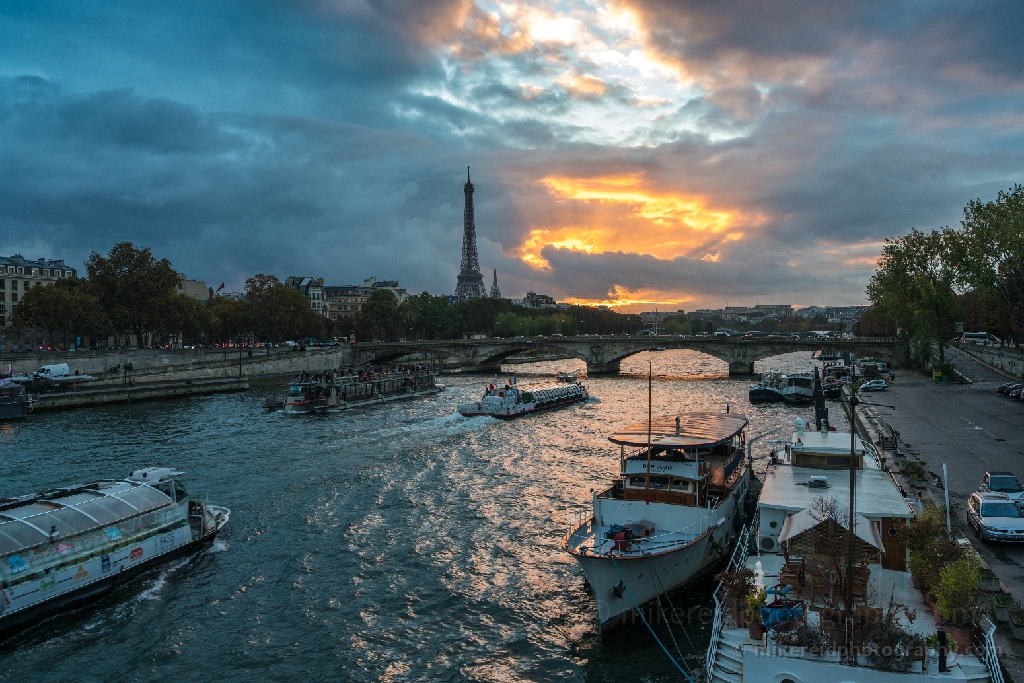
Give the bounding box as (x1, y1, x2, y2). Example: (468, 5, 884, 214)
(787, 429, 866, 469)
(603, 412, 748, 508)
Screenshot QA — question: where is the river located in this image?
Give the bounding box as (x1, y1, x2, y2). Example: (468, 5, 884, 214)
(0, 350, 850, 682)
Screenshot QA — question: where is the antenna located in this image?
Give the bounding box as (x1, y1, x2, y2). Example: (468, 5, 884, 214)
(644, 360, 653, 506)
(467, 166, 470, 182)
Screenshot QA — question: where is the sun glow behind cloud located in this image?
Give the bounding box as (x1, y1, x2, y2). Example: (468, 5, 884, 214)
(513, 173, 748, 267)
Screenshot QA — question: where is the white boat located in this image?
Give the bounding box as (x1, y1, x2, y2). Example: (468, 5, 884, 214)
(781, 373, 814, 404)
(705, 423, 1000, 683)
(563, 412, 754, 632)
(0, 468, 229, 640)
(458, 377, 588, 418)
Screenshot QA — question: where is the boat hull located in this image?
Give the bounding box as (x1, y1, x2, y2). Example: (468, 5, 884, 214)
(748, 387, 783, 403)
(575, 530, 724, 632)
(0, 523, 224, 642)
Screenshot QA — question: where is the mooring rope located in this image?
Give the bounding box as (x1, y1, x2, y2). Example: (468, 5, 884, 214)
(610, 557, 695, 682)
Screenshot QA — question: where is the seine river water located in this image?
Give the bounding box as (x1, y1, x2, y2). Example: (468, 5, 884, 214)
(0, 350, 850, 683)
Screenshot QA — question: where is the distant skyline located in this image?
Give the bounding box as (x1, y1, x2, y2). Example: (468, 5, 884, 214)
(2, 1, 1022, 312)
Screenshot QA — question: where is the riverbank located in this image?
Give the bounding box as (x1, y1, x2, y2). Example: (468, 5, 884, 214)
(30, 377, 249, 411)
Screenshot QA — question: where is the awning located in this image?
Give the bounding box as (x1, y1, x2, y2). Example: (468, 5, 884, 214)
(777, 507, 883, 550)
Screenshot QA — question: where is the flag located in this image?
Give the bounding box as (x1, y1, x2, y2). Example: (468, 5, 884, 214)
(217, 282, 225, 291)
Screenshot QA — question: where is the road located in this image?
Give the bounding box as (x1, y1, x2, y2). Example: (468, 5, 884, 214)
(865, 349, 1024, 675)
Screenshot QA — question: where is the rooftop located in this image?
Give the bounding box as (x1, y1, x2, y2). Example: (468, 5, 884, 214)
(609, 412, 748, 448)
(759, 465, 914, 519)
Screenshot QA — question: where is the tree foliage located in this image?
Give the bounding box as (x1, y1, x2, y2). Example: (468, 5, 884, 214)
(355, 289, 401, 340)
(950, 184, 1024, 330)
(86, 242, 179, 346)
(866, 229, 961, 366)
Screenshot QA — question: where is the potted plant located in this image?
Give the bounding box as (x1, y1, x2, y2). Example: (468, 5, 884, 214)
(902, 460, 928, 488)
(715, 567, 755, 627)
(746, 587, 767, 641)
(1009, 604, 1024, 641)
(934, 555, 981, 651)
(994, 593, 1014, 623)
(979, 567, 1001, 593)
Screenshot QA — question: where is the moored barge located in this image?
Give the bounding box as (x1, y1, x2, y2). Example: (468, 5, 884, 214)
(0, 468, 229, 640)
(276, 368, 442, 414)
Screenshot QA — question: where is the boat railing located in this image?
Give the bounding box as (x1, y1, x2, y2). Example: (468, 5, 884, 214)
(706, 508, 758, 682)
(570, 512, 723, 556)
(973, 616, 1005, 683)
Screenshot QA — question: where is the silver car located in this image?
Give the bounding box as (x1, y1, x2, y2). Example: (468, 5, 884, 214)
(980, 471, 1024, 502)
(967, 492, 1024, 542)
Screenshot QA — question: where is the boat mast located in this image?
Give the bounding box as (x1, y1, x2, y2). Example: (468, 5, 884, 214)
(644, 360, 652, 505)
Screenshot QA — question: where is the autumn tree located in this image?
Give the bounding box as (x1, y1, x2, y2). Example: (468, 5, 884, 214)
(355, 289, 401, 341)
(86, 242, 179, 347)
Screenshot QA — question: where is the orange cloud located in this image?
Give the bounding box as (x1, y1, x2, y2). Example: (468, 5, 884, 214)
(563, 286, 695, 312)
(513, 173, 752, 267)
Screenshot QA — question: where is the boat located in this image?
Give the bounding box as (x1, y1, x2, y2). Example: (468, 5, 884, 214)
(556, 372, 579, 383)
(281, 368, 441, 414)
(705, 422, 1000, 683)
(458, 376, 588, 418)
(781, 373, 814, 404)
(0, 379, 32, 420)
(748, 370, 784, 403)
(563, 411, 755, 632)
(0, 468, 229, 640)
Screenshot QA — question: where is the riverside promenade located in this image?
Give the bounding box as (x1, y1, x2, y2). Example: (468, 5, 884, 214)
(860, 347, 1024, 679)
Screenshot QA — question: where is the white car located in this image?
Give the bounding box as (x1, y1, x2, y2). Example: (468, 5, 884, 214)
(967, 492, 1024, 542)
(980, 471, 1024, 502)
(860, 379, 888, 391)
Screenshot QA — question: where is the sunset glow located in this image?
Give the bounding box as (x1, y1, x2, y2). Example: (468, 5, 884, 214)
(513, 174, 747, 267)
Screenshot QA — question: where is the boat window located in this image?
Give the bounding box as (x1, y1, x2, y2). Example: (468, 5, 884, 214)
(671, 479, 691, 492)
(981, 502, 1023, 518)
(287, 385, 304, 396)
(627, 476, 646, 488)
(650, 477, 668, 490)
(988, 476, 1023, 493)
(115, 485, 173, 513)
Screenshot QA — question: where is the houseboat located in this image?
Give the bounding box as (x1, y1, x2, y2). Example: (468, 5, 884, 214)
(749, 370, 784, 403)
(705, 422, 1000, 683)
(281, 369, 441, 414)
(0, 468, 229, 640)
(457, 377, 588, 418)
(563, 412, 754, 631)
(0, 379, 31, 420)
(781, 374, 814, 404)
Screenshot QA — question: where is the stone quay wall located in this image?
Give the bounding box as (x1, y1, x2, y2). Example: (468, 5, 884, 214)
(1, 346, 356, 386)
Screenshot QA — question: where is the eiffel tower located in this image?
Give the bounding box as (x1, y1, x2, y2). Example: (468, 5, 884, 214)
(454, 167, 487, 299)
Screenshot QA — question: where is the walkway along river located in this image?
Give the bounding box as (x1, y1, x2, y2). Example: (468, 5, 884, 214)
(0, 350, 850, 682)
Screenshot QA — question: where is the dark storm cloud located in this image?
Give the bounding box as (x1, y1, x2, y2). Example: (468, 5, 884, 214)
(1, 0, 1023, 306)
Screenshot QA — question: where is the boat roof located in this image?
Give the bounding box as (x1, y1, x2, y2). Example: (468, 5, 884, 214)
(791, 430, 866, 455)
(0, 479, 174, 558)
(759, 466, 914, 519)
(609, 412, 748, 448)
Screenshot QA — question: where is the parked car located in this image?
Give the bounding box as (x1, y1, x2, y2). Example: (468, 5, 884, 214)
(967, 492, 1024, 542)
(860, 379, 888, 391)
(997, 382, 1016, 394)
(979, 471, 1024, 501)
(1011, 385, 1024, 399)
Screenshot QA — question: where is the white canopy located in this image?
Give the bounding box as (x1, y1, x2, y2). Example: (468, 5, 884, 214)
(777, 507, 884, 550)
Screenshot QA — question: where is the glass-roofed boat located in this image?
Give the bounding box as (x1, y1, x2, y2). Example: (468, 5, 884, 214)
(0, 468, 229, 640)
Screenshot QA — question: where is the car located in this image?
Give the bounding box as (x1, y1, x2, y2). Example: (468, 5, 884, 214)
(860, 379, 888, 391)
(967, 492, 1024, 542)
(980, 471, 1024, 501)
(1011, 385, 1024, 399)
(997, 382, 1016, 394)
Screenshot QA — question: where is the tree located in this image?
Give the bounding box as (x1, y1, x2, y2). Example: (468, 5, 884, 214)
(9, 278, 105, 349)
(405, 292, 459, 339)
(866, 229, 961, 366)
(950, 185, 1024, 334)
(355, 289, 400, 340)
(86, 242, 179, 347)
(206, 296, 254, 343)
(158, 293, 214, 346)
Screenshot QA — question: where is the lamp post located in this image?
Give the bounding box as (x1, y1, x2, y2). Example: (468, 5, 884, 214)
(845, 385, 860, 631)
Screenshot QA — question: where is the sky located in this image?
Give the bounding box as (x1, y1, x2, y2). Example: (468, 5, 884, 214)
(1, 1, 1023, 311)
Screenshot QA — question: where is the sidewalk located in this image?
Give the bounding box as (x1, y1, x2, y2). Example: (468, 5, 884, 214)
(860, 371, 1024, 681)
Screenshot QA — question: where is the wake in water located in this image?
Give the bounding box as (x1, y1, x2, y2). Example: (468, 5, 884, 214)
(137, 558, 190, 601)
(209, 538, 229, 553)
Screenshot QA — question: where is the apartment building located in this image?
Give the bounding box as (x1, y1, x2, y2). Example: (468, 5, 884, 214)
(0, 254, 78, 348)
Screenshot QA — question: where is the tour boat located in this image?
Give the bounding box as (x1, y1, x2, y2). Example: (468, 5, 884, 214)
(704, 422, 1000, 683)
(457, 376, 588, 418)
(0, 468, 229, 640)
(563, 412, 754, 632)
(781, 373, 814, 404)
(282, 370, 440, 414)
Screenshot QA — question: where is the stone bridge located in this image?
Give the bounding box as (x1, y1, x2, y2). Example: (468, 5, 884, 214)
(350, 337, 905, 376)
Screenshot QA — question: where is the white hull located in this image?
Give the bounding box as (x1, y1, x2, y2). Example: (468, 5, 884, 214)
(567, 469, 750, 630)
